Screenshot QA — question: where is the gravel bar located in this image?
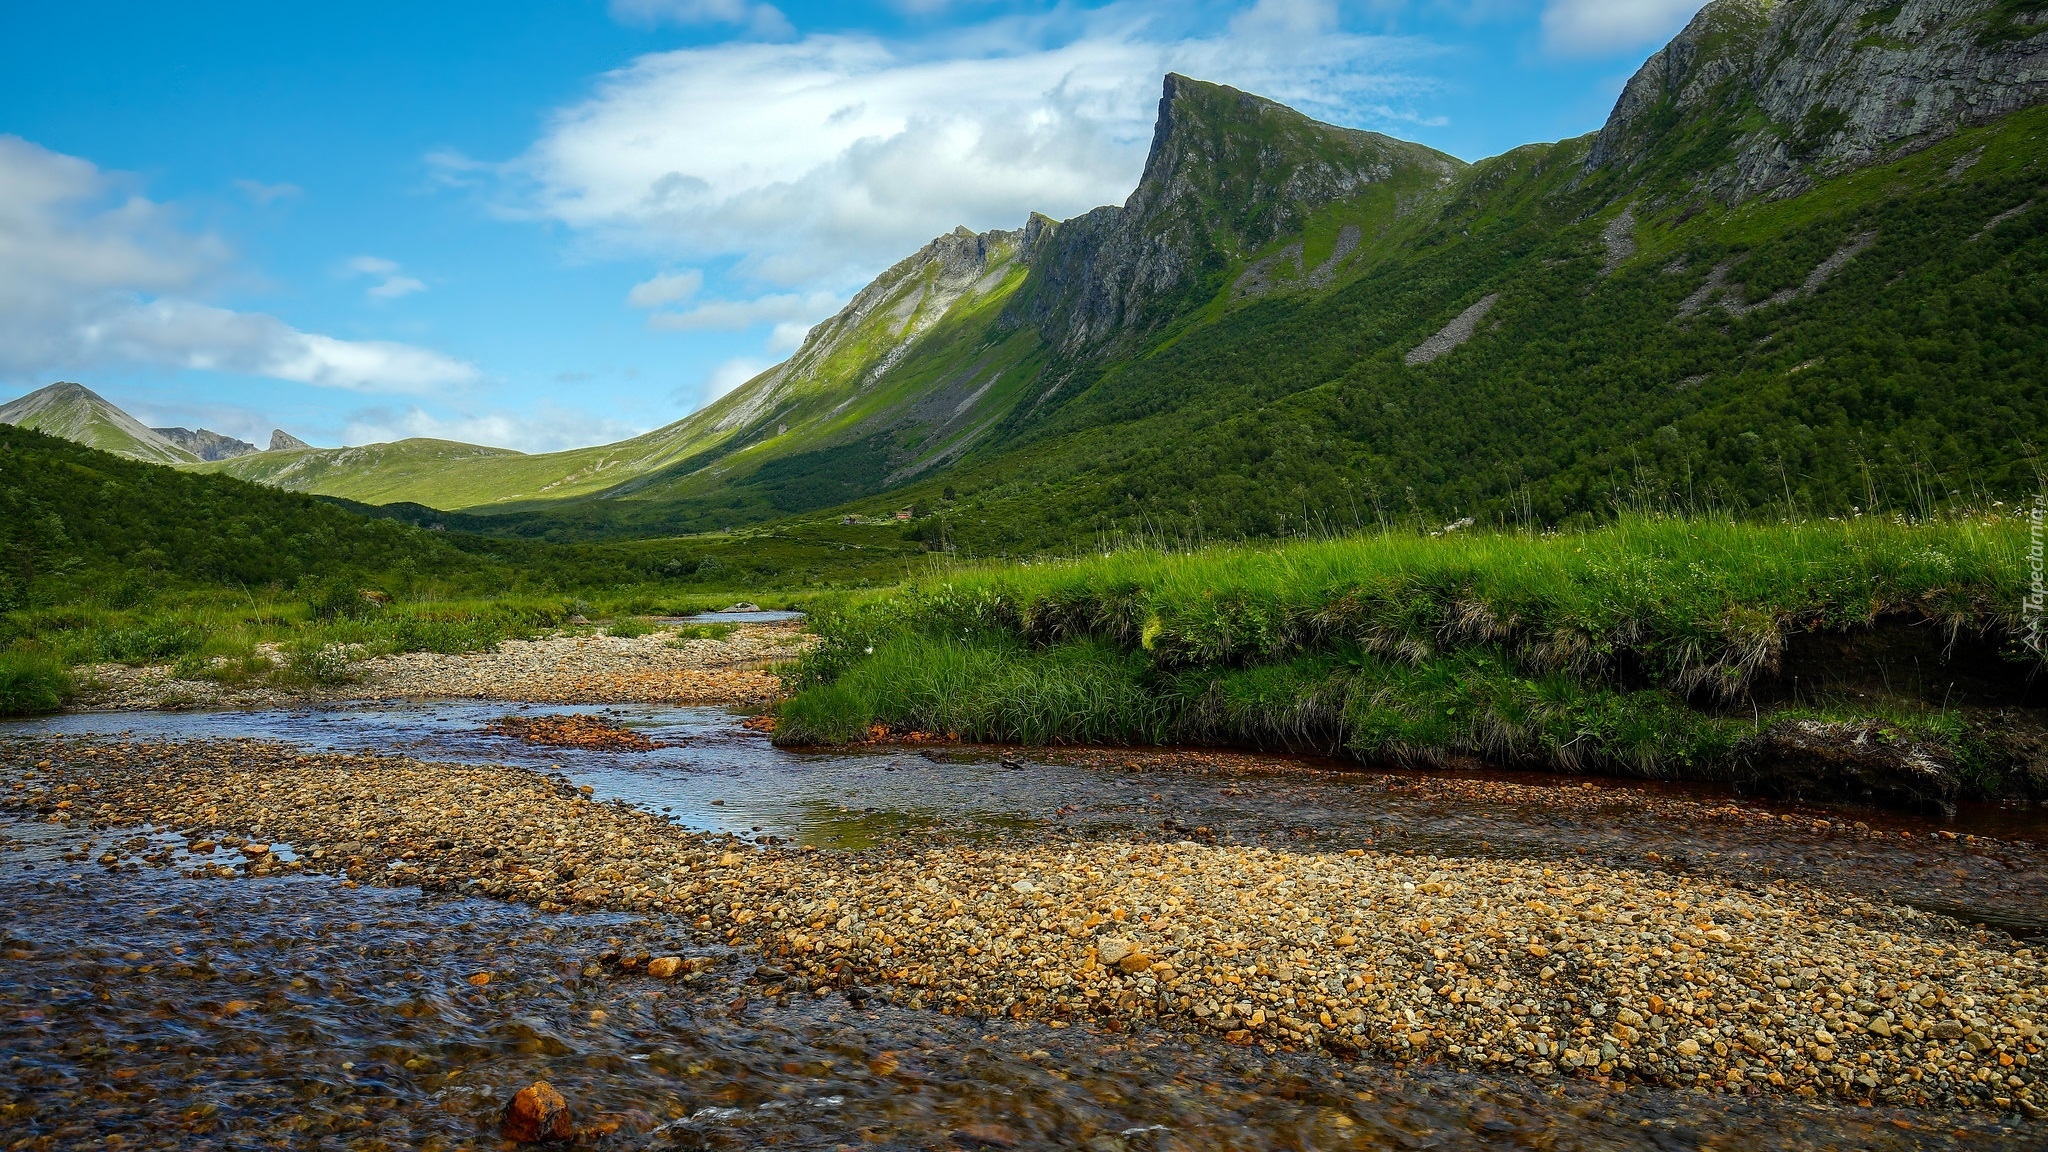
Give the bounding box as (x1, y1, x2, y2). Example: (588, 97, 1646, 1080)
(72, 621, 812, 710)
(5, 736, 2044, 1116)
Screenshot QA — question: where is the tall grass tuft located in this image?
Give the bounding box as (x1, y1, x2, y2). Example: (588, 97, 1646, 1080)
(776, 636, 1172, 746)
(0, 648, 73, 716)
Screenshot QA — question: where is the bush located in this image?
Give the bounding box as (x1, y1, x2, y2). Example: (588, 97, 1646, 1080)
(606, 618, 656, 639)
(669, 622, 736, 643)
(271, 644, 355, 688)
(0, 648, 72, 716)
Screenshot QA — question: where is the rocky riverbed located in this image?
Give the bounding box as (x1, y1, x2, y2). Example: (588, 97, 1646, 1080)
(71, 620, 812, 711)
(6, 734, 2044, 1120)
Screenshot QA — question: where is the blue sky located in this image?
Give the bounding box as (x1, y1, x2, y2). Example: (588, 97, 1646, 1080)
(0, 0, 1708, 452)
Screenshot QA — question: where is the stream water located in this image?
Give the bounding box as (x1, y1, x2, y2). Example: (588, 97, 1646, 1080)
(3, 702, 2044, 1150)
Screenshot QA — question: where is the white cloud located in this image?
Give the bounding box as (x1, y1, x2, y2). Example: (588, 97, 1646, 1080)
(366, 275, 426, 300)
(342, 403, 644, 454)
(625, 268, 703, 307)
(344, 254, 429, 301)
(645, 289, 839, 332)
(79, 298, 474, 392)
(0, 136, 473, 391)
(233, 178, 302, 206)
(703, 356, 770, 401)
(491, 2, 1431, 293)
(766, 319, 811, 352)
(1541, 0, 1705, 55)
(609, 0, 794, 38)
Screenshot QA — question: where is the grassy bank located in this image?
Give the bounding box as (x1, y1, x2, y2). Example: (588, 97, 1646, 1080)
(0, 586, 829, 716)
(777, 516, 2046, 811)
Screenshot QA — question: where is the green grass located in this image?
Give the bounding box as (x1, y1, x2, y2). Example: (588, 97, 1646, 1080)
(669, 622, 737, 643)
(606, 617, 657, 639)
(777, 515, 2045, 800)
(0, 648, 72, 716)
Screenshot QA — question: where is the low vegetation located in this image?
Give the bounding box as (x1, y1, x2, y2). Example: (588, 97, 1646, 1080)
(778, 515, 2046, 808)
(0, 424, 893, 713)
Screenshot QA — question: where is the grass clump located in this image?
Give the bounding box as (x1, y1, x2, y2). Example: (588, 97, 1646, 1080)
(0, 648, 72, 716)
(606, 618, 657, 639)
(669, 623, 737, 644)
(777, 635, 1169, 746)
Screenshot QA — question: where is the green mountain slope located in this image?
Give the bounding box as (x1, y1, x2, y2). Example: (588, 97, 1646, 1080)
(175, 0, 2048, 544)
(0, 383, 199, 466)
(0, 423, 491, 608)
(181, 76, 1466, 533)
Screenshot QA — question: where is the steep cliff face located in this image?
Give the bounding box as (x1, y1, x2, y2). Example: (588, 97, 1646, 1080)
(1013, 74, 1465, 353)
(1589, 0, 2048, 200)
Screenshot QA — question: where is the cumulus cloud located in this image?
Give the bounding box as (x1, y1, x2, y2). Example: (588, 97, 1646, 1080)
(490, 0, 1432, 292)
(1541, 0, 1705, 55)
(0, 136, 474, 392)
(342, 403, 644, 454)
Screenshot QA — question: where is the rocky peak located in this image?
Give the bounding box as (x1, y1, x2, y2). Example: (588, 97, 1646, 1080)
(1011, 74, 1464, 354)
(1589, 0, 2048, 201)
(269, 429, 312, 451)
(153, 426, 258, 461)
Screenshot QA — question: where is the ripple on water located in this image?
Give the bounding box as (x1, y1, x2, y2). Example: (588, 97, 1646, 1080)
(1, 863, 2036, 1151)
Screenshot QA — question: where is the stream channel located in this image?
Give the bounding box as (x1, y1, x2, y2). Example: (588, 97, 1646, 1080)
(3, 701, 2044, 1150)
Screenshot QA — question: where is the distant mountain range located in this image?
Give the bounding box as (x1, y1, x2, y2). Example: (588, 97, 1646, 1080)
(0, 382, 303, 467)
(11, 0, 2047, 547)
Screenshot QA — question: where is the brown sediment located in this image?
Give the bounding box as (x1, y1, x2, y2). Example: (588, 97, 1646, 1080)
(486, 714, 663, 751)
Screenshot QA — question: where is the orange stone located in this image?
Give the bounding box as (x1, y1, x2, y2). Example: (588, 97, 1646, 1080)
(501, 1080, 574, 1143)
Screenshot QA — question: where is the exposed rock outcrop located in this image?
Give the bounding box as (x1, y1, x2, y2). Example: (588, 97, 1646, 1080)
(153, 426, 258, 461)
(1405, 294, 1500, 365)
(269, 429, 312, 451)
(1589, 0, 2048, 201)
(1012, 75, 1464, 353)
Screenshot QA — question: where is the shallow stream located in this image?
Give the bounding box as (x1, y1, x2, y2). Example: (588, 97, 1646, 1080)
(4, 702, 2045, 1149)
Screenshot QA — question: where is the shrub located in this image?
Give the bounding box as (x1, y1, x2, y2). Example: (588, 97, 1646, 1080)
(607, 618, 656, 639)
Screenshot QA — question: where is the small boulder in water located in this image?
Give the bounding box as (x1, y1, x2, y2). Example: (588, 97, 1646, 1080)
(502, 1080, 574, 1143)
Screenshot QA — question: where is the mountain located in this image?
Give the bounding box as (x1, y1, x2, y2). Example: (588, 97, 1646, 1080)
(153, 426, 258, 461)
(269, 429, 312, 451)
(175, 0, 2048, 545)
(184, 73, 1469, 532)
(0, 383, 199, 466)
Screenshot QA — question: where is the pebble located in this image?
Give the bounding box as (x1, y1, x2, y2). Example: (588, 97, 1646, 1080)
(501, 1080, 575, 1143)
